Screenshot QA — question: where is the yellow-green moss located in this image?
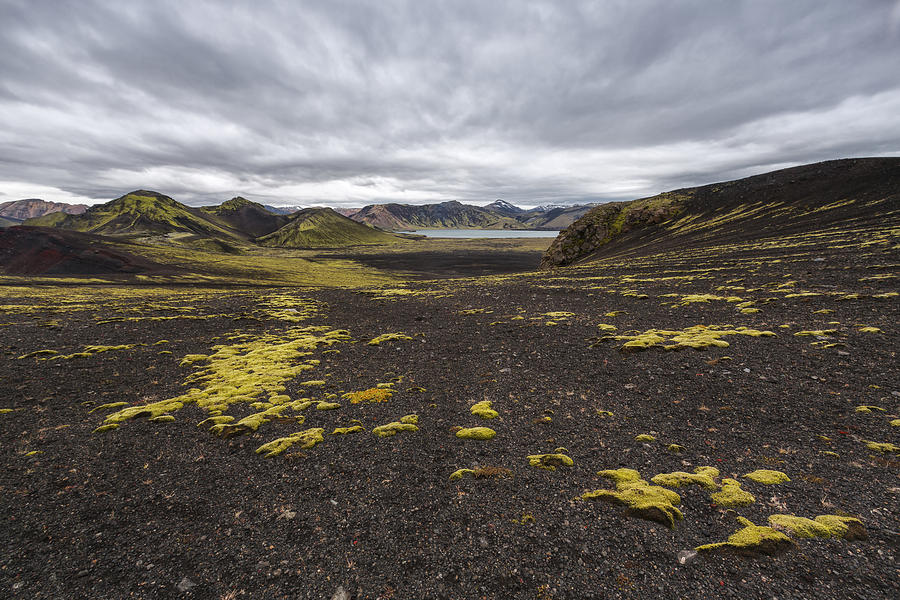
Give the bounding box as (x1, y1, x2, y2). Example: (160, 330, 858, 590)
(255, 427, 324, 457)
(794, 330, 838, 337)
(697, 517, 792, 555)
(854, 405, 885, 413)
(400, 414, 418, 425)
(711, 478, 755, 507)
(332, 425, 364, 435)
(197, 415, 234, 427)
(595, 410, 614, 418)
(610, 325, 776, 352)
(864, 441, 899, 453)
(651, 466, 719, 490)
(450, 468, 476, 481)
(93, 423, 120, 433)
(583, 468, 683, 528)
(455, 426, 496, 440)
(634, 434, 656, 443)
(526, 453, 574, 471)
(890, 419, 900, 427)
(373, 418, 419, 437)
(667, 443, 685, 453)
(300, 380, 326, 387)
(740, 308, 761, 314)
(597, 323, 617, 331)
(471, 401, 499, 420)
(768, 514, 866, 540)
(821, 450, 840, 458)
(88, 402, 130, 414)
(149, 415, 176, 423)
(742, 469, 790, 484)
(368, 332, 413, 346)
(315, 401, 341, 410)
(857, 326, 882, 333)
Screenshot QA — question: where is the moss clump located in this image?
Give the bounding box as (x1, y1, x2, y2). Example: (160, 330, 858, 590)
(864, 441, 899, 453)
(315, 401, 341, 410)
(597, 323, 617, 331)
(368, 332, 413, 346)
(768, 514, 866, 540)
(449, 466, 513, 481)
(794, 330, 838, 337)
(583, 468, 683, 528)
(92, 423, 120, 433)
(343, 388, 392, 404)
(527, 453, 574, 471)
(450, 468, 475, 481)
(332, 425, 363, 435)
(711, 478, 755, 507)
(197, 415, 234, 427)
(651, 466, 719, 490)
(890, 419, 900, 427)
(88, 402, 130, 414)
(255, 428, 324, 458)
(470, 401, 499, 420)
(854, 405, 885, 413)
(742, 469, 790, 485)
(857, 326, 882, 333)
(667, 444, 685, 453)
(609, 325, 776, 352)
(740, 308, 761, 314)
(455, 426, 496, 440)
(697, 517, 792, 555)
(634, 434, 656, 443)
(149, 415, 176, 423)
(373, 416, 419, 437)
(595, 410, 614, 418)
(821, 450, 840, 458)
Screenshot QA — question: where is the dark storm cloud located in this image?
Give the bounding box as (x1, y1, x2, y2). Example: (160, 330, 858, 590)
(1, 0, 899, 207)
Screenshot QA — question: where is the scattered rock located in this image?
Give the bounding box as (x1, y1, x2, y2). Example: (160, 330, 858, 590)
(176, 577, 196, 592)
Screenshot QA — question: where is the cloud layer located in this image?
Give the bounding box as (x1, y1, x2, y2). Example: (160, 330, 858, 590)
(1, 0, 899, 207)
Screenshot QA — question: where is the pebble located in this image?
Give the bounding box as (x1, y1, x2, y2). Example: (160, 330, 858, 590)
(331, 586, 350, 600)
(676, 549, 698, 566)
(176, 577, 196, 592)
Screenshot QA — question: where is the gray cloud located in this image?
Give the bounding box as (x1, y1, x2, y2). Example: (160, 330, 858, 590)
(1, 0, 898, 208)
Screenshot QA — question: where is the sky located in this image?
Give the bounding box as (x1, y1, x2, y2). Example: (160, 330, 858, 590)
(1, 0, 899, 209)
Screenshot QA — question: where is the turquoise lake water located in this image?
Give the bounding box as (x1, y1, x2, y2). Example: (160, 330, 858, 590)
(407, 229, 560, 238)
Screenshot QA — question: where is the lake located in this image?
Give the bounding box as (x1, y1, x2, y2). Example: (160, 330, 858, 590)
(406, 229, 561, 238)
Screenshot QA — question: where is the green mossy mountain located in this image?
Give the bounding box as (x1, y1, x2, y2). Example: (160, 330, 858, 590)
(541, 158, 900, 267)
(26, 190, 244, 240)
(256, 208, 401, 248)
(0, 216, 18, 228)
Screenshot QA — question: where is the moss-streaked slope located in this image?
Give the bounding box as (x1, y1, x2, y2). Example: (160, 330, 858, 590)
(26, 190, 244, 240)
(200, 197, 290, 238)
(351, 200, 528, 230)
(542, 157, 900, 267)
(256, 208, 401, 248)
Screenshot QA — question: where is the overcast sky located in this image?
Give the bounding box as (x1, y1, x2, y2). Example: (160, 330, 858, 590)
(2, 0, 899, 208)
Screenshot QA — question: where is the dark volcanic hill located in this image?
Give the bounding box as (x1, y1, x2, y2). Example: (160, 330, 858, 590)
(0, 216, 18, 228)
(0, 226, 170, 275)
(0, 198, 88, 221)
(256, 207, 402, 248)
(350, 200, 528, 230)
(25, 190, 244, 241)
(201, 197, 290, 238)
(542, 158, 900, 267)
(484, 199, 525, 216)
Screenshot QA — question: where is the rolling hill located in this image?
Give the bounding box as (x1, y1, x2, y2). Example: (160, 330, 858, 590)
(541, 157, 900, 267)
(256, 208, 402, 248)
(0, 216, 18, 228)
(25, 190, 245, 240)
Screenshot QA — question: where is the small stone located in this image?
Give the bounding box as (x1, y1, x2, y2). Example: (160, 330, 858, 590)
(676, 549, 698, 566)
(76, 569, 90, 578)
(743, 368, 751, 373)
(331, 586, 350, 600)
(176, 577, 196, 592)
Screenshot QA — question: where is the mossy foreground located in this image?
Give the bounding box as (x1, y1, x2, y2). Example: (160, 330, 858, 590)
(1, 184, 898, 599)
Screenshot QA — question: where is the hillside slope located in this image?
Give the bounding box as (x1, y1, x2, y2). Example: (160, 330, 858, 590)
(25, 191, 245, 241)
(201, 197, 289, 238)
(542, 158, 900, 267)
(0, 199, 88, 221)
(351, 201, 528, 230)
(256, 208, 401, 248)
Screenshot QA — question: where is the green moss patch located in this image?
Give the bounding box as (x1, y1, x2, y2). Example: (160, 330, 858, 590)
(768, 514, 866, 540)
(470, 401, 499, 420)
(634, 434, 656, 443)
(256, 428, 325, 458)
(854, 405, 885, 413)
(343, 388, 392, 404)
(600, 325, 776, 352)
(651, 466, 719, 490)
(455, 426, 496, 440)
(864, 441, 899, 454)
(697, 517, 792, 556)
(373, 415, 419, 437)
(742, 469, 790, 484)
(368, 332, 413, 346)
(332, 425, 364, 435)
(526, 452, 574, 471)
(450, 466, 513, 481)
(582, 468, 683, 529)
(711, 478, 755, 507)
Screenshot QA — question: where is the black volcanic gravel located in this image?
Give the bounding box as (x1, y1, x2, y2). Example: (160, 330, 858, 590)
(1, 237, 898, 599)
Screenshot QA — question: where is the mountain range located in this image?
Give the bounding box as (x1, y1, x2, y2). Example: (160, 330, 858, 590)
(0, 199, 88, 226)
